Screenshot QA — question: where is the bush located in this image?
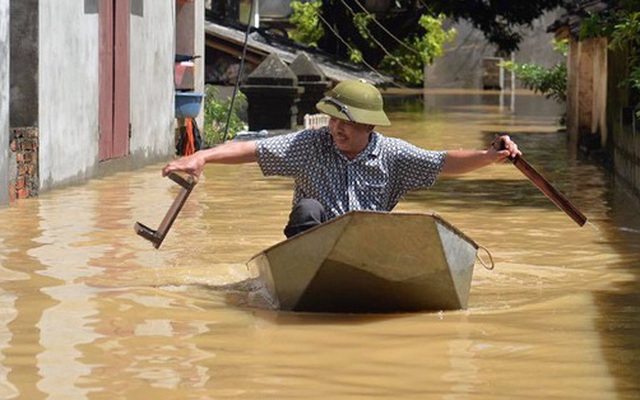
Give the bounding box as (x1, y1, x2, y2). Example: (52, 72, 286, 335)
(202, 85, 247, 146)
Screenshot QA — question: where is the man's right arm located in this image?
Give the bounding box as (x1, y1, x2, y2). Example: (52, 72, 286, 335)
(161, 140, 258, 181)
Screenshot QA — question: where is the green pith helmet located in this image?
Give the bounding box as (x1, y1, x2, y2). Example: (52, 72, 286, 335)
(316, 80, 391, 126)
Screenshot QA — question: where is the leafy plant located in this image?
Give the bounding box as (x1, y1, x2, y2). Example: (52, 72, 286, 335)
(202, 85, 247, 146)
(609, 11, 640, 96)
(353, 13, 375, 42)
(501, 39, 568, 104)
(348, 46, 364, 64)
(289, 1, 324, 47)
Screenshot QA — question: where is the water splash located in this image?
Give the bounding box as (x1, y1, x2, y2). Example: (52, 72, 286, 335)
(585, 220, 602, 234)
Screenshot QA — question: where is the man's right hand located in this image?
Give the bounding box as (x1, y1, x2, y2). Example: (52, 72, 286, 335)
(162, 152, 206, 182)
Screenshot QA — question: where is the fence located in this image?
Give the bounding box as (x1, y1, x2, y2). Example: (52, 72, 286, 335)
(303, 114, 330, 129)
(613, 114, 640, 198)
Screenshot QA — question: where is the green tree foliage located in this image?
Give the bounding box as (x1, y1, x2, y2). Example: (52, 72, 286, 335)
(608, 11, 640, 93)
(202, 85, 247, 146)
(289, 1, 324, 46)
(378, 15, 456, 86)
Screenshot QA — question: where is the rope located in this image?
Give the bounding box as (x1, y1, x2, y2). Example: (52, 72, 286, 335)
(476, 244, 495, 270)
(184, 118, 195, 155)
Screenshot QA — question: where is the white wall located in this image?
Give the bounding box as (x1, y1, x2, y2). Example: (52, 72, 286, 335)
(0, 0, 8, 205)
(129, 0, 175, 160)
(38, 0, 179, 191)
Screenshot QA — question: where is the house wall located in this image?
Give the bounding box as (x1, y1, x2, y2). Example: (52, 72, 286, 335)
(0, 0, 8, 206)
(37, 0, 177, 191)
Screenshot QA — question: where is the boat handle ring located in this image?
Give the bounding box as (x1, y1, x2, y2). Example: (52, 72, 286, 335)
(476, 244, 495, 270)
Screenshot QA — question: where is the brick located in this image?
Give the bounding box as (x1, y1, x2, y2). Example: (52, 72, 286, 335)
(8, 185, 16, 202)
(17, 188, 30, 199)
(14, 177, 25, 190)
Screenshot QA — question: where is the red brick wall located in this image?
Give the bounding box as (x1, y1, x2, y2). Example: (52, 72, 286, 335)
(9, 127, 39, 201)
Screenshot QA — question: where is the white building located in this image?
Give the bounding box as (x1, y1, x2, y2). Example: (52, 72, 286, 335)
(1, 0, 204, 206)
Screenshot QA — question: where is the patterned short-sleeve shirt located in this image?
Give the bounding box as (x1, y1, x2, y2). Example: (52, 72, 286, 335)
(255, 127, 446, 219)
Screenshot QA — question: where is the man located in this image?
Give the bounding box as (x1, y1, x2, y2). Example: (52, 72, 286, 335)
(162, 80, 521, 237)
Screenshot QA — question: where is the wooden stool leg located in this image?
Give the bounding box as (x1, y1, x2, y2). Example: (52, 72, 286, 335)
(134, 173, 196, 248)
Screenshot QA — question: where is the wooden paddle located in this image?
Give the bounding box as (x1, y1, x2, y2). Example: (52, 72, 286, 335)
(497, 138, 587, 227)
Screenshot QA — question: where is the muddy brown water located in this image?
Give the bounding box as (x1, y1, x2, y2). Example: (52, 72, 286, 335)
(1, 90, 639, 399)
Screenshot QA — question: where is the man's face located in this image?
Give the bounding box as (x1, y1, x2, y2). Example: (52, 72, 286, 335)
(328, 117, 374, 159)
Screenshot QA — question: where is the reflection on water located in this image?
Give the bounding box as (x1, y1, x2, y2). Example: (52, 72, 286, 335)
(0, 91, 639, 399)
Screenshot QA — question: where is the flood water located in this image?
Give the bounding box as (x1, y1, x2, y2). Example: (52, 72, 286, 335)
(1, 90, 639, 399)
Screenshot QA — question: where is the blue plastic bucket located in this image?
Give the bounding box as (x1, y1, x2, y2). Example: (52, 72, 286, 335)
(175, 92, 204, 118)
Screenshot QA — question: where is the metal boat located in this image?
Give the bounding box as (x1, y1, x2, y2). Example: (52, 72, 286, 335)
(246, 211, 479, 313)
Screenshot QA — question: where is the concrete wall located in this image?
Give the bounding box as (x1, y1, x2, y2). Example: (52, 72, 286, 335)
(39, 0, 101, 190)
(426, 9, 565, 89)
(0, 0, 8, 206)
(37, 0, 179, 191)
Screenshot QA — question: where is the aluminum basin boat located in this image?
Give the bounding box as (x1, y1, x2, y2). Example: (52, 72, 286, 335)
(247, 211, 479, 313)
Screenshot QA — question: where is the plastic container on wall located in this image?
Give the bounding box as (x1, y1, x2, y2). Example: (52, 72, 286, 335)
(175, 92, 204, 118)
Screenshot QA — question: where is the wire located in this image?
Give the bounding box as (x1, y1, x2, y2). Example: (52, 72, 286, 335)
(349, 0, 420, 55)
(337, 0, 394, 57)
(316, 12, 400, 86)
(326, 0, 419, 82)
(222, 0, 255, 142)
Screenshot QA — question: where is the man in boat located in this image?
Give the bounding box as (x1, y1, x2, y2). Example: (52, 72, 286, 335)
(162, 80, 521, 238)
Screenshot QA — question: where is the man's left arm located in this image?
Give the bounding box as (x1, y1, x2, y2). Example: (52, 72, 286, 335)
(441, 135, 521, 175)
